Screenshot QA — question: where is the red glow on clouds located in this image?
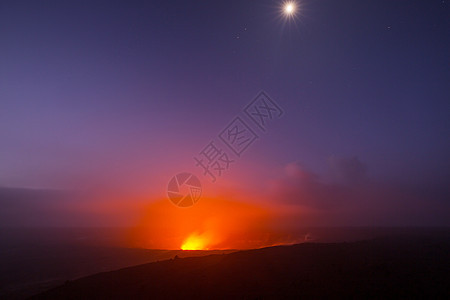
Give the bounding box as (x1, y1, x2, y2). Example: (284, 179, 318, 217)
(128, 197, 302, 250)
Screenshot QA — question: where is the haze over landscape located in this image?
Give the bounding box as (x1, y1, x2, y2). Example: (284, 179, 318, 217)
(0, 0, 449, 298)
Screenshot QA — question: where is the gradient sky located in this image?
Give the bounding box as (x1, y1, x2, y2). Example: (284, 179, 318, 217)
(0, 0, 449, 232)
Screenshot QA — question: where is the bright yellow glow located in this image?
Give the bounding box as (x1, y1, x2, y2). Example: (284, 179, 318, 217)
(181, 232, 209, 250)
(284, 2, 296, 15)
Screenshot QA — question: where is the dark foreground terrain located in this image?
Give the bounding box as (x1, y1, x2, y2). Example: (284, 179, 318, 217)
(34, 236, 450, 299)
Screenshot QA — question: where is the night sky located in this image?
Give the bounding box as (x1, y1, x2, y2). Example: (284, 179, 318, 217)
(0, 0, 449, 234)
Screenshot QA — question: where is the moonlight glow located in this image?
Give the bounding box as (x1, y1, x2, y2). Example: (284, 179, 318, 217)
(283, 2, 297, 16)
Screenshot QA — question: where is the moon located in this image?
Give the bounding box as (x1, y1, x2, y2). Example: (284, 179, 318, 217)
(283, 2, 297, 16)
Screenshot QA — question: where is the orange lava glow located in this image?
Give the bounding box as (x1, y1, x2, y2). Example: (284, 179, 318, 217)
(128, 197, 293, 250)
(181, 232, 211, 250)
(65, 191, 305, 249)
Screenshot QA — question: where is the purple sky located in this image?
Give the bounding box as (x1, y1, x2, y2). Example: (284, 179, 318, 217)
(0, 0, 449, 227)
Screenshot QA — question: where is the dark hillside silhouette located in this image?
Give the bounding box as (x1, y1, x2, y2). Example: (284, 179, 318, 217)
(34, 236, 450, 299)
